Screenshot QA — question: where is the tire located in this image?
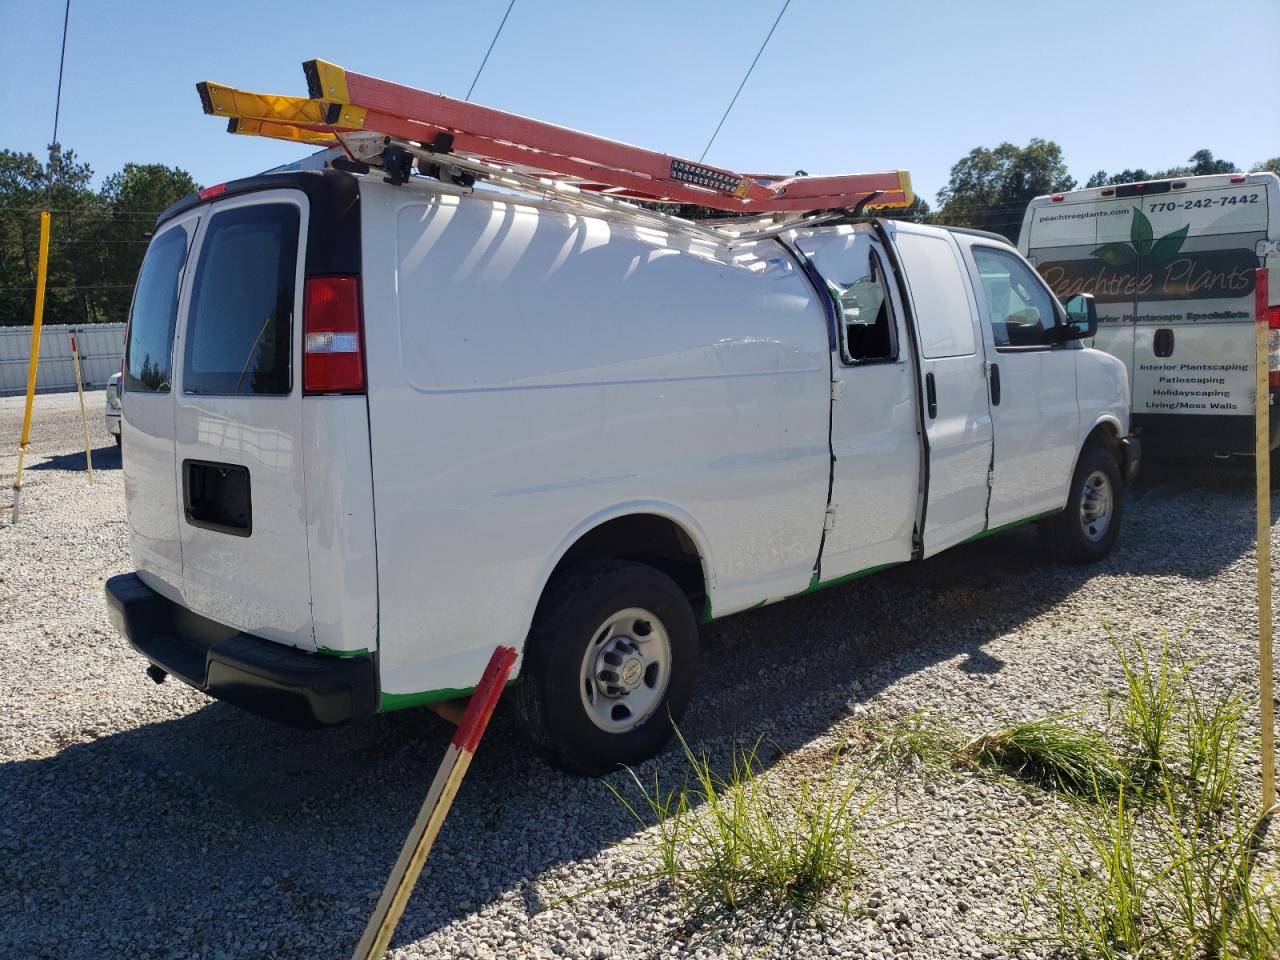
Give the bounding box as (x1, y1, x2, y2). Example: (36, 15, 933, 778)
(1039, 442, 1124, 564)
(514, 559, 699, 775)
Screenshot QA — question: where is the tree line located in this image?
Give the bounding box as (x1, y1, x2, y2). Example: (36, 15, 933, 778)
(0, 145, 197, 327)
(2, 140, 1277, 327)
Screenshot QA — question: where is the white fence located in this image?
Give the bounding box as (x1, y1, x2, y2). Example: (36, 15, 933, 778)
(0, 324, 125, 395)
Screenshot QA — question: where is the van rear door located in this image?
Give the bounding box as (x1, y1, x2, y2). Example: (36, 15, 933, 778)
(171, 189, 316, 649)
(122, 210, 201, 599)
(1131, 177, 1273, 444)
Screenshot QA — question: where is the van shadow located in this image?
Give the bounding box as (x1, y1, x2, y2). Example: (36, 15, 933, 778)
(2, 481, 1257, 957)
(29, 444, 121, 472)
(1117, 454, 1268, 578)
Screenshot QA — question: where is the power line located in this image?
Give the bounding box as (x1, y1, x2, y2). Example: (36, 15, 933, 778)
(465, 0, 517, 102)
(51, 0, 72, 148)
(699, 0, 790, 163)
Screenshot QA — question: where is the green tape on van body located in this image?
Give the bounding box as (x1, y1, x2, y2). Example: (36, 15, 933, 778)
(379, 678, 519, 713)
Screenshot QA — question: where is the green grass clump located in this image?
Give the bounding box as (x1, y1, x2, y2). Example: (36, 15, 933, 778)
(1046, 786, 1148, 959)
(1111, 630, 1190, 777)
(957, 716, 1127, 795)
(865, 709, 959, 772)
(1028, 631, 1279, 959)
(608, 731, 876, 917)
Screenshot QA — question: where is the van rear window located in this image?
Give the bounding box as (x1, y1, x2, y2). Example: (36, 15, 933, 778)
(183, 204, 300, 396)
(124, 224, 190, 393)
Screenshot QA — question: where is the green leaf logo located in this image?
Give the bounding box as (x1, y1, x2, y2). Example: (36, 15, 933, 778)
(1090, 206, 1189, 268)
(1130, 207, 1154, 257)
(1091, 242, 1137, 266)
(1145, 223, 1189, 266)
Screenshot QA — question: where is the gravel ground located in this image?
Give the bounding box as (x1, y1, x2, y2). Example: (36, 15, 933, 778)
(2, 390, 1277, 959)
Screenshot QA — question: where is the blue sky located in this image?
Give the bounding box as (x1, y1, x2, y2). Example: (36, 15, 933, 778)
(2, 0, 1277, 207)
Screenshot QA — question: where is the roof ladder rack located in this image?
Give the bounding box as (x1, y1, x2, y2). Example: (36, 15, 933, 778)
(196, 59, 914, 242)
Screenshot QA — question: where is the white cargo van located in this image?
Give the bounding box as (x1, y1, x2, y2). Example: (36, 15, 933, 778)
(107, 168, 1138, 772)
(1019, 172, 1280, 457)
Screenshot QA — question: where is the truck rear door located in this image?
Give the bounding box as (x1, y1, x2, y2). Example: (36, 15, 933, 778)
(884, 222, 993, 556)
(171, 189, 316, 649)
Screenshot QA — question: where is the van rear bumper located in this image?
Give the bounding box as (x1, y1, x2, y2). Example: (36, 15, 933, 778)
(105, 573, 376, 727)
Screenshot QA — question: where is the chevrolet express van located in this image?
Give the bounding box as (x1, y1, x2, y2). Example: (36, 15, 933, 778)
(107, 168, 1138, 772)
(1019, 172, 1280, 457)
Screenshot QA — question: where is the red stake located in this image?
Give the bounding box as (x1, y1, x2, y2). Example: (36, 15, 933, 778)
(351, 646, 518, 960)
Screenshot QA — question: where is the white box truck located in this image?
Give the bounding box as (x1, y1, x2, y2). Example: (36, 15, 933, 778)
(107, 168, 1138, 772)
(1019, 172, 1280, 457)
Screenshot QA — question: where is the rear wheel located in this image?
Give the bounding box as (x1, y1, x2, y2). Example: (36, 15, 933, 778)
(515, 560, 698, 775)
(1040, 442, 1124, 564)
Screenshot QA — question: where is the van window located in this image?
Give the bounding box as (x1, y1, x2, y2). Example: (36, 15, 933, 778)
(124, 225, 190, 393)
(829, 251, 896, 363)
(183, 204, 300, 396)
(972, 246, 1058, 348)
(895, 233, 976, 358)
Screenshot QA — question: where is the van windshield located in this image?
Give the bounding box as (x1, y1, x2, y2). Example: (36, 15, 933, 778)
(182, 203, 300, 396)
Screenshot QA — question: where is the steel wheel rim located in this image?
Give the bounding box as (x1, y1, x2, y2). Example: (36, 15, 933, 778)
(579, 607, 671, 734)
(1079, 468, 1113, 542)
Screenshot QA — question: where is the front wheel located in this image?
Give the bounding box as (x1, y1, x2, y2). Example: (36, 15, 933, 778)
(1040, 442, 1124, 564)
(514, 560, 699, 775)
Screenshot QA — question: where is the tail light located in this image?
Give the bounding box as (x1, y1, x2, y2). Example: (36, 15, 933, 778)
(303, 275, 365, 394)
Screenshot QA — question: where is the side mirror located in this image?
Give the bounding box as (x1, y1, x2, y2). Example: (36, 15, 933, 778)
(1062, 293, 1097, 340)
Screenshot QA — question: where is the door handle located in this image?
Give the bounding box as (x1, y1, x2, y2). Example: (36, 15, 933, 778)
(925, 371, 937, 419)
(1154, 328, 1175, 358)
(989, 362, 1001, 406)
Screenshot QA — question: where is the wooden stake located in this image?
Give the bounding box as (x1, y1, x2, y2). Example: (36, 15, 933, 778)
(1256, 267, 1275, 813)
(12, 211, 51, 523)
(70, 333, 94, 483)
(352, 646, 518, 960)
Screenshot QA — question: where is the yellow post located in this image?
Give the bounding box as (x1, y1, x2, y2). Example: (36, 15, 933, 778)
(69, 332, 94, 483)
(12, 211, 52, 523)
(1256, 266, 1275, 813)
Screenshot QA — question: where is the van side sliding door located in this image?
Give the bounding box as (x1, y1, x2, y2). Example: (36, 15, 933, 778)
(787, 227, 920, 582)
(884, 222, 993, 556)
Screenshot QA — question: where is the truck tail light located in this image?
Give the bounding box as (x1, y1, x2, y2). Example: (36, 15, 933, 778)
(303, 275, 365, 394)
